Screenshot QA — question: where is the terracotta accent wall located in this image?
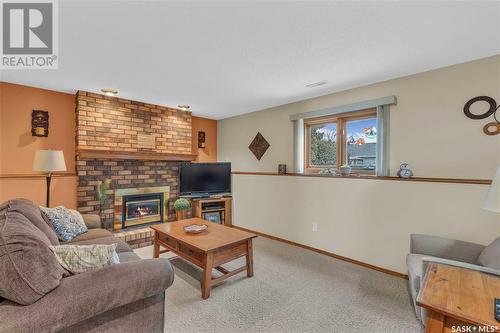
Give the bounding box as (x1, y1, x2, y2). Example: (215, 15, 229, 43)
(76, 91, 192, 154)
(192, 116, 217, 161)
(0, 83, 218, 211)
(0, 82, 76, 174)
(0, 82, 77, 208)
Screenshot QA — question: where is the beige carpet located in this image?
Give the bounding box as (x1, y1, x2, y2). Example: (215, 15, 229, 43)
(135, 237, 423, 333)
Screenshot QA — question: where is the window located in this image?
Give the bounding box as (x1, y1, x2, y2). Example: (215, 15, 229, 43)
(345, 117, 377, 173)
(291, 96, 394, 176)
(305, 109, 377, 175)
(309, 122, 337, 166)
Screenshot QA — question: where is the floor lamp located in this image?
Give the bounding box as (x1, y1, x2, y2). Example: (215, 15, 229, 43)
(33, 150, 67, 207)
(482, 166, 500, 315)
(483, 166, 500, 213)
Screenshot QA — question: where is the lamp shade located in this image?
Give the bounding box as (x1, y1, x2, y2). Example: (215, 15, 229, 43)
(483, 166, 500, 213)
(33, 150, 67, 172)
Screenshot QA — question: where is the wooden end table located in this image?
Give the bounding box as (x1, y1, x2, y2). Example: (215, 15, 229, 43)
(417, 263, 500, 333)
(151, 218, 257, 299)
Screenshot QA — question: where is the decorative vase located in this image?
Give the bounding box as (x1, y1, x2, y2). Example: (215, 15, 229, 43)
(176, 210, 188, 221)
(278, 164, 287, 175)
(339, 165, 352, 176)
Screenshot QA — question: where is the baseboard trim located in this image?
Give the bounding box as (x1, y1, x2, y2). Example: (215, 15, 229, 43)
(232, 225, 408, 280)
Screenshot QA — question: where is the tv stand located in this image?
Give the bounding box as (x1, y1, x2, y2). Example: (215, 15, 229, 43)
(192, 197, 232, 226)
(181, 193, 209, 199)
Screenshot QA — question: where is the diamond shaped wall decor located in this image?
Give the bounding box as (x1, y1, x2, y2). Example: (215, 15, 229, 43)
(248, 132, 270, 161)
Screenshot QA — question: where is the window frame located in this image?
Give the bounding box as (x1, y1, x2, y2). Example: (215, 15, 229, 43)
(304, 108, 377, 175)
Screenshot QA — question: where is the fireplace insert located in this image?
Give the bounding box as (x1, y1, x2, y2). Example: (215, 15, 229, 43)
(122, 193, 164, 228)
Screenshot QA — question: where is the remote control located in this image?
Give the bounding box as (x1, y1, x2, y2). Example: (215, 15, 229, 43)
(495, 298, 500, 322)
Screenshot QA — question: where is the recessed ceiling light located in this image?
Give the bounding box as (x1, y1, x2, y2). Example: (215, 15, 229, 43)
(101, 88, 118, 96)
(305, 81, 326, 88)
(177, 104, 190, 111)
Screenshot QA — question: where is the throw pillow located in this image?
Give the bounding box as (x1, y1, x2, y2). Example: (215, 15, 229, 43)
(40, 206, 88, 242)
(0, 209, 64, 305)
(478, 237, 500, 269)
(49, 244, 120, 274)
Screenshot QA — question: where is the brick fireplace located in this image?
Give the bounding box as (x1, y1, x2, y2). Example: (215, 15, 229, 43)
(75, 91, 196, 230)
(77, 159, 180, 229)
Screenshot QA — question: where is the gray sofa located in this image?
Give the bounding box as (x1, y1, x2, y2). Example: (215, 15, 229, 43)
(407, 234, 500, 324)
(0, 199, 174, 333)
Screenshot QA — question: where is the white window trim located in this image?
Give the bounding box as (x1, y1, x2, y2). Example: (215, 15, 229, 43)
(291, 96, 397, 176)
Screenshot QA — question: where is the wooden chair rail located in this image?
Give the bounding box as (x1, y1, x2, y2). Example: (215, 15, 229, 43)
(0, 173, 77, 179)
(232, 171, 491, 185)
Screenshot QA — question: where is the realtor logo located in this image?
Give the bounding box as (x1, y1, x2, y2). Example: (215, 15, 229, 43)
(1, 0, 58, 69)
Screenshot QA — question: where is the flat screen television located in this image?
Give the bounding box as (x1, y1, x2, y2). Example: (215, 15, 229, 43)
(179, 162, 231, 196)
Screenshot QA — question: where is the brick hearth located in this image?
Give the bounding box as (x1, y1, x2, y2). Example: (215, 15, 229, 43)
(114, 227, 155, 249)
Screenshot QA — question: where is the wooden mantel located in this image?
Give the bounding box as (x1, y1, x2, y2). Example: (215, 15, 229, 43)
(76, 149, 197, 161)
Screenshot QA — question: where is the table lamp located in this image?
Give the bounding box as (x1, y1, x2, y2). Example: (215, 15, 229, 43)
(32, 150, 67, 207)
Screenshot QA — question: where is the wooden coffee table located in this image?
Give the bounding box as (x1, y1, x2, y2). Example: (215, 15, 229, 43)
(151, 218, 257, 299)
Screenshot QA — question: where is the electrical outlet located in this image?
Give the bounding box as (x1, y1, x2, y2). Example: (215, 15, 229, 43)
(312, 223, 319, 232)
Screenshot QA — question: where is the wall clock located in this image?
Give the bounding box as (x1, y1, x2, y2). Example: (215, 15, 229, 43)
(397, 163, 413, 178)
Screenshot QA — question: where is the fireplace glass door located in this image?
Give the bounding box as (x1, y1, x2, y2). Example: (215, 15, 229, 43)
(122, 193, 163, 228)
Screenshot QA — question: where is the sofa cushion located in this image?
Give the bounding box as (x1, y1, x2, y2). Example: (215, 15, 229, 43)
(70, 236, 132, 253)
(1, 199, 59, 245)
(40, 206, 88, 241)
(67, 228, 113, 243)
(50, 244, 120, 274)
(81, 214, 102, 229)
(478, 237, 500, 269)
(0, 209, 64, 305)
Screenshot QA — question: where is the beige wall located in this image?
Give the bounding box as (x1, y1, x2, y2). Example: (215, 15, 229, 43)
(218, 56, 500, 274)
(219, 55, 500, 179)
(232, 174, 497, 273)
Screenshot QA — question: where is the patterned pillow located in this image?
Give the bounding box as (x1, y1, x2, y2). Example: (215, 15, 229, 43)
(49, 244, 120, 274)
(40, 206, 88, 242)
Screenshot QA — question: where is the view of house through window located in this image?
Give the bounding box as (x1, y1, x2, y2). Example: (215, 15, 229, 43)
(306, 110, 377, 174)
(345, 118, 377, 171)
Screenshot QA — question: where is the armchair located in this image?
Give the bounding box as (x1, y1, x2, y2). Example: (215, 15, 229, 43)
(407, 234, 500, 324)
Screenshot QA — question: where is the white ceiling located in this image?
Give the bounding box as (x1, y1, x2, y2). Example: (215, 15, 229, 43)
(1, 1, 499, 119)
